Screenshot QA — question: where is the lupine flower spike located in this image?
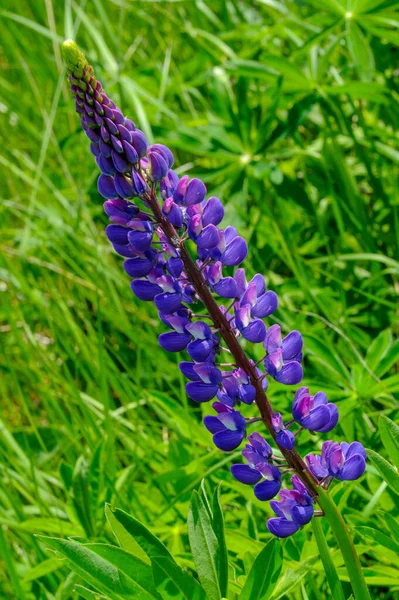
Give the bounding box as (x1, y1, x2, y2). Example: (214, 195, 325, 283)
(62, 40, 366, 539)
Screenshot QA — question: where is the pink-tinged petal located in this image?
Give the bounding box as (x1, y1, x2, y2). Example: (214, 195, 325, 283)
(267, 518, 300, 538)
(207, 262, 222, 285)
(328, 448, 344, 474)
(241, 282, 257, 308)
(224, 226, 238, 244)
(193, 363, 222, 385)
(306, 454, 329, 479)
(337, 454, 366, 481)
(234, 268, 247, 298)
(231, 464, 262, 485)
(213, 429, 244, 451)
(275, 361, 303, 385)
(264, 324, 282, 353)
(251, 291, 278, 318)
(254, 479, 281, 501)
(264, 349, 284, 376)
(235, 305, 252, 329)
(186, 382, 219, 403)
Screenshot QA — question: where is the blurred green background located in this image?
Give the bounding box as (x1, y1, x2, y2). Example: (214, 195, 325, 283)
(0, 0, 398, 598)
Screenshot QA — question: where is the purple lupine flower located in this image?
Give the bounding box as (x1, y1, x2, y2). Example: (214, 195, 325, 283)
(271, 412, 295, 450)
(204, 402, 246, 451)
(185, 363, 222, 403)
(306, 441, 366, 481)
(216, 367, 262, 407)
(267, 475, 314, 538)
(234, 269, 278, 319)
(292, 387, 338, 433)
(231, 433, 281, 500)
(264, 324, 303, 385)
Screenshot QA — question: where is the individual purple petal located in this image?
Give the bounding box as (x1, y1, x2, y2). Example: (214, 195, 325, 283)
(105, 224, 129, 245)
(267, 518, 300, 538)
(221, 237, 248, 266)
(275, 362, 303, 385)
(123, 257, 154, 278)
(316, 404, 339, 433)
(231, 464, 262, 485)
(203, 415, 225, 434)
(173, 175, 189, 205)
(114, 172, 135, 198)
(99, 138, 112, 157)
(161, 169, 179, 199)
(196, 224, 220, 249)
(276, 430, 295, 450)
(187, 339, 215, 362)
(184, 178, 207, 206)
(185, 321, 212, 340)
(90, 142, 101, 157)
(213, 277, 237, 299)
(251, 291, 278, 319)
(301, 405, 331, 432)
(98, 174, 117, 199)
(282, 330, 303, 361)
(193, 363, 222, 385)
(264, 324, 282, 353)
(112, 150, 130, 173)
(213, 429, 245, 451)
(179, 362, 201, 381)
(154, 292, 182, 314)
(238, 384, 256, 405)
(97, 154, 116, 176)
(306, 454, 329, 479)
(344, 442, 367, 460)
(127, 230, 153, 252)
(131, 279, 162, 301)
(149, 143, 174, 168)
(202, 196, 224, 226)
(112, 243, 135, 257)
(254, 478, 282, 501)
(131, 130, 148, 157)
(337, 454, 366, 481)
(158, 331, 192, 352)
(111, 135, 123, 154)
(186, 382, 219, 403)
(292, 504, 314, 525)
(122, 140, 138, 164)
(241, 319, 266, 343)
(167, 257, 184, 278)
(131, 170, 147, 196)
(148, 150, 169, 181)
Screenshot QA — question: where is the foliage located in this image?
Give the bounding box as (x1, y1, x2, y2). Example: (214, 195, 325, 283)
(0, 0, 398, 598)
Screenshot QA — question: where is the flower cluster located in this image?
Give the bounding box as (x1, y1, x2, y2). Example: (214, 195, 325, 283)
(62, 41, 367, 540)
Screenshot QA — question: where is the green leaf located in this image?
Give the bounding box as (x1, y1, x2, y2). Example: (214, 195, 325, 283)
(270, 555, 319, 600)
(356, 526, 399, 554)
(347, 21, 375, 80)
(151, 556, 206, 600)
(85, 543, 162, 600)
(41, 537, 146, 600)
(239, 538, 282, 600)
(105, 505, 173, 561)
(367, 449, 399, 496)
(71, 456, 95, 537)
(212, 483, 229, 598)
(312, 518, 345, 600)
(188, 490, 221, 600)
(75, 585, 108, 599)
(23, 557, 64, 583)
(379, 416, 399, 469)
(105, 505, 150, 564)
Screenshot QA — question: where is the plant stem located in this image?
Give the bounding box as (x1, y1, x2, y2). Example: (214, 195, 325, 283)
(316, 486, 371, 600)
(312, 515, 345, 600)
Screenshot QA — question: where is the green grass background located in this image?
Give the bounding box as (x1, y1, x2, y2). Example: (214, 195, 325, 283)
(0, 0, 398, 598)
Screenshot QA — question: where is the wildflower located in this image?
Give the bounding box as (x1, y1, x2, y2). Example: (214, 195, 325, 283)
(292, 387, 338, 433)
(264, 325, 303, 385)
(267, 475, 314, 538)
(204, 403, 246, 451)
(271, 412, 295, 450)
(306, 441, 366, 481)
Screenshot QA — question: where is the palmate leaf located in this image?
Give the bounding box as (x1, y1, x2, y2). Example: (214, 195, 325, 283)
(188, 490, 221, 600)
(239, 538, 282, 600)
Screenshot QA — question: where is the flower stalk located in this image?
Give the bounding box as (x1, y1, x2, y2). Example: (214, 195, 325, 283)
(61, 40, 370, 599)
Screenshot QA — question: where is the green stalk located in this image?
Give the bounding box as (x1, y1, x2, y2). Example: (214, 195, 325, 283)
(312, 517, 345, 600)
(316, 486, 371, 600)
